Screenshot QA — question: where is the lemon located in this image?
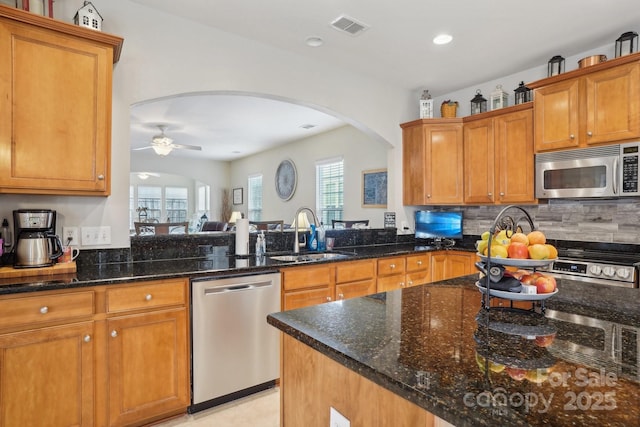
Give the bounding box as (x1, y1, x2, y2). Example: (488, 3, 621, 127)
(486, 244, 508, 258)
(476, 239, 489, 254)
(481, 231, 490, 241)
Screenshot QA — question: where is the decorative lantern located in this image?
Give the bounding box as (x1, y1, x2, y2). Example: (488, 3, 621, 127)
(490, 85, 509, 111)
(18, 0, 54, 18)
(514, 81, 531, 105)
(73, 1, 103, 32)
(470, 90, 487, 115)
(615, 31, 639, 58)
(547, 55, 565, 77)
(419, 90, 434, 119)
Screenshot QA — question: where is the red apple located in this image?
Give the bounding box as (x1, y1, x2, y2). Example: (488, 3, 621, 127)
(507, 242, 529, 259)
(505, 367, 527, 381)
(534, 275, 557, 294)
(520, 274, 535, 286)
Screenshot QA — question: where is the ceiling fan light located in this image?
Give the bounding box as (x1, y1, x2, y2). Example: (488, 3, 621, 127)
(152, 145, 173, 156)
(152, 135, 173, 145)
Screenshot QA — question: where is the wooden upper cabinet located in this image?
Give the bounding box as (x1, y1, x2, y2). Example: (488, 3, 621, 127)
(0, 6, 123, 196)
(464, 105, 535, 204)
(530, 57, 640, 152)
(401, 119, 464, 205)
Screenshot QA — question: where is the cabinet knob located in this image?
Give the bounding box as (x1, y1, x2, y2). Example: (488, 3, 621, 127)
(488, 192, 492, 196)
(338, 293, 344, 300)
(587, 131, 593, 137)
(326, 297, 332, 302)
(97, 174, 105, 180)
(400, 282, 405, 287)
(499, 192, 505, 196)
(145, 294, 153, 301)
(570, 134, 575, 139)
(111, 330, 118, 338)
(407, 280, 413, 286)
(417, 260, 422, 266)
(84, 335, 91, 343)
(40, 306, 48, 314)
(390, 264, 396, 269)
(427, 194, 431, 198)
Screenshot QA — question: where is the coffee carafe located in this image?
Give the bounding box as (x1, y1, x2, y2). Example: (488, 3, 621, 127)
(13, 209, 63, 268)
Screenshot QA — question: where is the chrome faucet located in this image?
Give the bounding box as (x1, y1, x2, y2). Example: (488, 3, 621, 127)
(293, 206, 320, 254)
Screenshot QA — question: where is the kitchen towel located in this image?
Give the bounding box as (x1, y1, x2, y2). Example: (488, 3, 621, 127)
(235, 218, 249, 256)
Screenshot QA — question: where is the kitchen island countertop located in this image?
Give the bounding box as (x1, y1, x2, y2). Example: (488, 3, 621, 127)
(268, 277, 640, 427)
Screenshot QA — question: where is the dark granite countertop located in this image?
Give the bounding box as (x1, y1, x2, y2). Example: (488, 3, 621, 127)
(0, 242, 475, 295)
(267, 277, 640, 427)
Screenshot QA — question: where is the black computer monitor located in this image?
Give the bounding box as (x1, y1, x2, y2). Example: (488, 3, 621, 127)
(414, 210, 463, 240)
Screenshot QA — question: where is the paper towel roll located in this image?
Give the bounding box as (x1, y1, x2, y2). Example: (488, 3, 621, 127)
(235, 218, 249, 256)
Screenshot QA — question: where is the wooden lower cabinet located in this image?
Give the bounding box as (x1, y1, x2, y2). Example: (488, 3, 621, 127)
(431, 251, 477, 282)
(376, 256, 406, 292)
(0, 321, 95, 427)
(281, 334, 434, 426)
(0, 279, 190, 427)
(282, 264, 333, 310)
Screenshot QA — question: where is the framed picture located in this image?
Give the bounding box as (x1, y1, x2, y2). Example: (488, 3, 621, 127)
(362, 169, 387, 208)
(233, 187, 243, 205)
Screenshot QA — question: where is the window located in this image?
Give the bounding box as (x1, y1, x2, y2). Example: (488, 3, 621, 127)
(130, 185, 191, 230)
(316, 158, 344, 225)
(247, 174, 263, 221)
(165, 187, 188, 222)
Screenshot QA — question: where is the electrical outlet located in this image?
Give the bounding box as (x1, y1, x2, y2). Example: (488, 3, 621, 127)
(62, 226, 79, 246)
(329, 407, 350, 427)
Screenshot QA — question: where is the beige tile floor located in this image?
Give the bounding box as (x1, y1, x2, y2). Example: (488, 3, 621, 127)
(153, 388, 279, 427)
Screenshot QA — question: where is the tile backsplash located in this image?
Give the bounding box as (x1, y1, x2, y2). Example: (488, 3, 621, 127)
(460, 198, 640, 244)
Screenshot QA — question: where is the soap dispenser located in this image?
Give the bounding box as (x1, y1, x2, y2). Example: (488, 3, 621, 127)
(260, 231, 266, 254)
(255, 233, 264, 257)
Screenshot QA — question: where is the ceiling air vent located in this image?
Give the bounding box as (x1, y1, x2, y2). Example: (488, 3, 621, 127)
(330, 15, 369, 36)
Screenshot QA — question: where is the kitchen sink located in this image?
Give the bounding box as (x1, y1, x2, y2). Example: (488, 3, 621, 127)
(269, 252, 351, 263)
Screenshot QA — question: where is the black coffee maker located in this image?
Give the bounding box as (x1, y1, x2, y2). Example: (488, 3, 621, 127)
(13, 209, 63, 268)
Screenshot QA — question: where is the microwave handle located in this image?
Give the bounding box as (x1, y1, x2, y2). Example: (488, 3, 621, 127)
(613, 157, 619, 195)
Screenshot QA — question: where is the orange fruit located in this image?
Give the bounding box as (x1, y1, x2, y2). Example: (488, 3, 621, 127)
(545, 244, 558, 259)
(510, 232, 529, 245)
(527, 230, 546, 245)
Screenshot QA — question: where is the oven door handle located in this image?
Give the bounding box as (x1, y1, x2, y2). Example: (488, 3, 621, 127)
(613, 157, 619, 195)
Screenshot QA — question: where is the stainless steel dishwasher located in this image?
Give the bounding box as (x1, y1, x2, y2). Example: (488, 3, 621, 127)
(190, 272, 281, 412)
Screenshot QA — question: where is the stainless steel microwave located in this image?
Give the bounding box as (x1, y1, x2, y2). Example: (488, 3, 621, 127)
(535, 142, 640, 198)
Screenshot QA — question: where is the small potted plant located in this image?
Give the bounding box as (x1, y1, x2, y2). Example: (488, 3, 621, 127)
(440, 100, 459, 118)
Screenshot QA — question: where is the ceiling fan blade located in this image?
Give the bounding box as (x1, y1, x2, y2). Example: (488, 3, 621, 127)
(132, 146, 154, 151)
(171, 143, 202, 151)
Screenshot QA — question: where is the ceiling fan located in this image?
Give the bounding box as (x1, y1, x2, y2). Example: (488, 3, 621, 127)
(134, 125, 202, 156)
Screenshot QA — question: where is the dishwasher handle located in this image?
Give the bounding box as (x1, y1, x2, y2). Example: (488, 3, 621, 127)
(203, 280, 273, 295)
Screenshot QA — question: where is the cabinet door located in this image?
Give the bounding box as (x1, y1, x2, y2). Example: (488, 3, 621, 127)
(0, 322, 94, 427)
(377, 274, 406, 292)
(534, 78, 580, 151)
(427, 125, 464, 204)
(107, 308, 189, 427)
(0, 19, 111, 195)
(585, 62, 640, 144)
(336, 279, 376, 300)
(430, 252, 447, 282)
(463, 118, 495, 203)
(402, 123, 429, 205)
(495, 108, 535, 203)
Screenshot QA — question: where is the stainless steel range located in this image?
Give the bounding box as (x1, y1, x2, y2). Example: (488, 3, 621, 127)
(547, 241, 640, 288)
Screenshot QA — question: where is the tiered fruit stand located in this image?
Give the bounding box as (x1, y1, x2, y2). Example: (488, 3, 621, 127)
(476, 205, 557, 312)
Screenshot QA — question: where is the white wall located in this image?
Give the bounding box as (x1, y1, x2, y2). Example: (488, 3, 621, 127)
(0, 0, 414, 248)
(230, 125, 390, 227)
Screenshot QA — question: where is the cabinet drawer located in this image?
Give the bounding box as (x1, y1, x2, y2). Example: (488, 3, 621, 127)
(377, 257, 405, 276)
(336, 260, 375, 283)
(106, 280, 187, 313)
(406, 271, 430, 287)
(336, 279, 376, 300)
(406, 254, 430, 272)
(0, 291, 95, 330)
(283, 287, 332, 310)
(282, 265, 332, 291)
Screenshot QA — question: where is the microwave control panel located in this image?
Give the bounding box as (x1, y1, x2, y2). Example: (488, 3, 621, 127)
(621, 143, 639, 194)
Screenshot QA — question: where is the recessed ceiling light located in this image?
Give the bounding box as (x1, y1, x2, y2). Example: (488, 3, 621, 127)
(433, 34, 453, 45)
(300, 124, 317, 129)
(305, 36, 323, 47)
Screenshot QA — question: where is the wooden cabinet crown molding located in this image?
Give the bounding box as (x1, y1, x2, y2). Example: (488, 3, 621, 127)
(0, 4, 123, 62)
(526, 51, 640, 90)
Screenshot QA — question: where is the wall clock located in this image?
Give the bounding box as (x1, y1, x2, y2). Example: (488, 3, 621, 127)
(275, 159, 297, 201)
